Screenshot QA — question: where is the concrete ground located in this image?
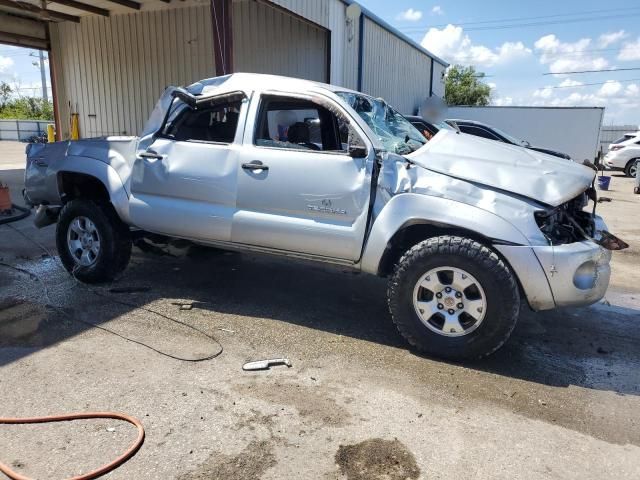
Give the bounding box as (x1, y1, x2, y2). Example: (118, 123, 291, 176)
(1, 141, 639, 479)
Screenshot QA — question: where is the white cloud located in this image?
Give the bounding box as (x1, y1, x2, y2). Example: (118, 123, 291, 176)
(421, 24, 531, 67)
(0, 56, 14, 73)
(493, 96, 513, 106)
(519, 79, 640, 123)
(618, 37, 640, 61)
(431, 6, 443, 15)
(396, 8, 422, 22)
(626, 84, 640, 97)
(558, 78, 583, 87)
(533, 86, 553, 99)
(598, 81, 622, 97)
(598, 30, 627, 48)
(487, 82, 497, 89)
(534, 34, 608, 74)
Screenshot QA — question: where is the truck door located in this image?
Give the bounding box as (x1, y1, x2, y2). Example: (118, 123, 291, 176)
(129, 93, 247, 242)
(233, 93, 373, 261)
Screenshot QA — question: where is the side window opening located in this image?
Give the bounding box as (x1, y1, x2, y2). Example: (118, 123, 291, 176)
(161, 98, 242, 143)
(255, 95, 363, 153)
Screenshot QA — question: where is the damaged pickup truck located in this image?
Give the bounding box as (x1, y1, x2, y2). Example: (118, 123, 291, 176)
(23, 73, 622, 360)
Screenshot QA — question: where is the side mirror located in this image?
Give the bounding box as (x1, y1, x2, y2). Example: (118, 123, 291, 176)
(349, 145, 368, 158)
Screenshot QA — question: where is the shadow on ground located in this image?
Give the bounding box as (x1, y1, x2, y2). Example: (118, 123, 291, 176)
(1, 240, 639, 399)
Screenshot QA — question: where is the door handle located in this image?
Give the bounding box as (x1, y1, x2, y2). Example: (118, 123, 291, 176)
(34, 159, 48, 167)
(242, 161, 269, 171)
(139, 150, 163, 160)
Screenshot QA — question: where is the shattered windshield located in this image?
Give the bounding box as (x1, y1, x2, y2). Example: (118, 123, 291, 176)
(336, 92, 426, 154)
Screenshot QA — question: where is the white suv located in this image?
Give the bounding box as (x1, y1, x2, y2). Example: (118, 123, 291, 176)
(604, 131, 640, 177)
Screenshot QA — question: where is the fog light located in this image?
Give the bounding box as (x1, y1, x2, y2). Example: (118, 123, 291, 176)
(573, 261, 597, 290)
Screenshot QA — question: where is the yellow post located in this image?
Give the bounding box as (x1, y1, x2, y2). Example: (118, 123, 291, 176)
(70, 113, 80, 140)
(47, 124, 55, 143)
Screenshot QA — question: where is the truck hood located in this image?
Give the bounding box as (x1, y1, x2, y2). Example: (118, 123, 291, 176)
(405, 130, 595, 207)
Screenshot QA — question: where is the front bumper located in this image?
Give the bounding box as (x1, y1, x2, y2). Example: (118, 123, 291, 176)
(531, 239, 611, 308)
(603, 154, 625, 170)
(496, 216, 612, 311)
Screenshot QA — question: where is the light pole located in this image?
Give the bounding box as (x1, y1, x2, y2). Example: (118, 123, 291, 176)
(29, 51, 48, 102)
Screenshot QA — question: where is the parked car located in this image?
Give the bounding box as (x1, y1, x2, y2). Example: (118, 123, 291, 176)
(603, 131, 640, 177)
(24, 73, 614, 360)
(446, 118, 572, 160)
(405, 115, 453, 139)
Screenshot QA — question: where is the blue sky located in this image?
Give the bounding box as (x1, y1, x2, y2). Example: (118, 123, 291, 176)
(1, 1, 639, 125)
(360, 0, 640, 125)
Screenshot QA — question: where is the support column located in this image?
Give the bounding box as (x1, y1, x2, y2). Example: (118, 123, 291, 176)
(211, 0, 233, 76)
(46, 23, 62, 141)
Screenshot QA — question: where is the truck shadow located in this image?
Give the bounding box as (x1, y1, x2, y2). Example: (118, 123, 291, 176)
(1, 243, 639, 400)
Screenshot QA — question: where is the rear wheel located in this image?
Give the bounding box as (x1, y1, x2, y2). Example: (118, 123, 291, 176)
(624, 159, 638, 178)
(388, 236, 520, 360)
(56, 200, 131, 283)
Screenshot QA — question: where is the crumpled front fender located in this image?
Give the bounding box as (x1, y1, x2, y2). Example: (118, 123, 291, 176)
(359, 193, 531, 275)
(359, 192, 557, 311)
(360, 193, 529, 274)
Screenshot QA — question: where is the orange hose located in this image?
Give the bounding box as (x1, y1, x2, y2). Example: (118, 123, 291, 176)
(0, 412, 145, 480)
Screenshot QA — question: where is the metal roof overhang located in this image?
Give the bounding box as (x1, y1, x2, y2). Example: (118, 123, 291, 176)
(0, 0, 173, 49)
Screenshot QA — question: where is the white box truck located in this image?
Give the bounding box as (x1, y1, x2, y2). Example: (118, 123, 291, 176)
(446, 106, 604, 163)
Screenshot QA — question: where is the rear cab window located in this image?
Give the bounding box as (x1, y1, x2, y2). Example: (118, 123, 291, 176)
(161, 96, 243, 144)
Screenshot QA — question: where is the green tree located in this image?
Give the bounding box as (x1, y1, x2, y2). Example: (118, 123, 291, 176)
(0, 96, 53, 120)
(0, 82, 12, 108)
(444, 65, 492, 106)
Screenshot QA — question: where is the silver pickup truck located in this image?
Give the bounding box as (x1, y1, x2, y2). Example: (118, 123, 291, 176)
(23, 73, 615, 360)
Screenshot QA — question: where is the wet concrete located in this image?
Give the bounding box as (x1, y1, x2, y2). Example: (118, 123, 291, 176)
(1, 151, 639, 479)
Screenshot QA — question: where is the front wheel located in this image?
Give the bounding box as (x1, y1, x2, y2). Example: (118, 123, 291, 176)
(387, 236, 520, 360)
(56, 200, 132, 283)
(624, 159, 638, 178)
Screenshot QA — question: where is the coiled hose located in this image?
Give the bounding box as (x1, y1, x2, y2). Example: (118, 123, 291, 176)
(0, 204, 30, 225)
(0, 412, 145, 480)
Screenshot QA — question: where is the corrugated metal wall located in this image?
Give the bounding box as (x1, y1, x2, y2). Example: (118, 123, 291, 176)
(267, 0, 358, 89)
(50, 3, 215, 139)
(48, 0, 445, 138)
(361, 18, 432, 115)
(232, 0, 328, 82)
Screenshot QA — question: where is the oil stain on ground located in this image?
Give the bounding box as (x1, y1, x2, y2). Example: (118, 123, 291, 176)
(178, 440, 276, 480)
(335, 438, 420, 480)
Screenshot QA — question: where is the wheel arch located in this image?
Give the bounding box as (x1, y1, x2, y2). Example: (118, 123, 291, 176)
(375, 221, 503, 278)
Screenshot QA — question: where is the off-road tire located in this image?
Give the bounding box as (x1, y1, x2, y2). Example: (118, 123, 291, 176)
(387, 236, 520, 360)
(624, 159, 638, 178)
(56, 200, 132, 283)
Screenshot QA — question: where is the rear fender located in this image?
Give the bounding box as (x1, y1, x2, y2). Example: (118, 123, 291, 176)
(58, 157, 131, 223)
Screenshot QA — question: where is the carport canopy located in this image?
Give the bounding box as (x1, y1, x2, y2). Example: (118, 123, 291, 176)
(0, 0, 170, 49)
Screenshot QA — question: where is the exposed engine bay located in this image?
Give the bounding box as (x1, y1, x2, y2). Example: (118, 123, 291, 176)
(535, 190, 596, 244)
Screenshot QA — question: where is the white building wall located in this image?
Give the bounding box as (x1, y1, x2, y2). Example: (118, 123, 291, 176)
(50, 2, 215, 139)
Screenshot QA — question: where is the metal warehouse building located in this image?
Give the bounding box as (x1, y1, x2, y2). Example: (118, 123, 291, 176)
(0, 0, 447, 139)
